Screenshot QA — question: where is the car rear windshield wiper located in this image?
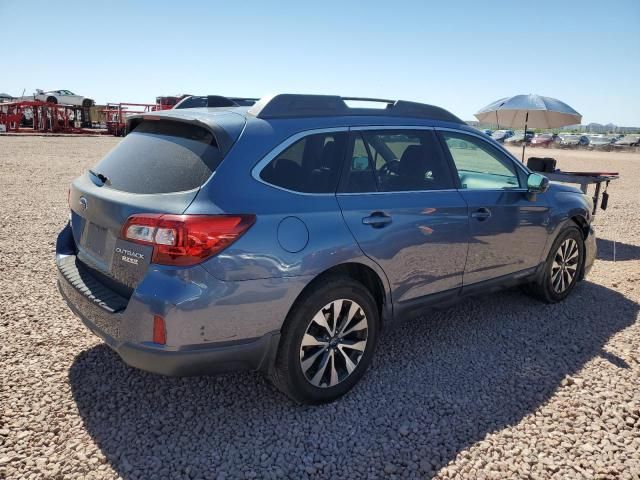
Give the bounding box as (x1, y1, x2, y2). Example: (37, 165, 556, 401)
(88, 169, 110, 185)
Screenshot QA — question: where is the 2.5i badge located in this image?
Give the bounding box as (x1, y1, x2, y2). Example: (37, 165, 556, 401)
(111, 238, 153, 288)
(116, 246, 144, 265)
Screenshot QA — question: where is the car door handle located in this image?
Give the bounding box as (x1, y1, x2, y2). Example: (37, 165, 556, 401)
(470, 208, 492, 220)
(362, 212, 392, 228)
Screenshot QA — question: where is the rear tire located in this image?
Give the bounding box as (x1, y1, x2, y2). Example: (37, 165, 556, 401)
(271, 276, 379, 404)
(46, 96, 57, 104)
(525, 226, 585, 303)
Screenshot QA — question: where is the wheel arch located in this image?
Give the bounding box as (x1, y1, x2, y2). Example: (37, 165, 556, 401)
(265, 261, 392, 378)
(570, 214, 590, 239)
(540, 212, 590, 283)
(288, 261, 392, 328)
(570, 214, 594, 281)
(537, 204, 591, 278)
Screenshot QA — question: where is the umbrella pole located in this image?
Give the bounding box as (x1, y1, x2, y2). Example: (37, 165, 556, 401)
(521, 111, 529, 162)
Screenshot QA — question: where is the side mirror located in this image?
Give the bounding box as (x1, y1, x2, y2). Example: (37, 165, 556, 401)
(527, 173, 549, 193)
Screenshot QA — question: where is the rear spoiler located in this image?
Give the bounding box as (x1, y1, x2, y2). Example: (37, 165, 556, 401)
(126, 110, 245, 156)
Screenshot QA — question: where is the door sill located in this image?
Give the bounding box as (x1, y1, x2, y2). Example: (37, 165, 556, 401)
(393, 264, 543, 321)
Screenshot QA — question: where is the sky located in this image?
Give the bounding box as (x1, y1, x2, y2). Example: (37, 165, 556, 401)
(1, 0, 638, 126)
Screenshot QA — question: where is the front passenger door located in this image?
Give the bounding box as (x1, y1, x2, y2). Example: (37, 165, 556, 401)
(438, 131, 550, 286)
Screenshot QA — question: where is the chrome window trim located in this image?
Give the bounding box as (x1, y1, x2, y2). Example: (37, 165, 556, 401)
(337, 187, 527, 196)
(349, 125, 435, 132)
(251, 124, 533, 197)
(337, 189, 460, 196)
(251, 127, 349, 196)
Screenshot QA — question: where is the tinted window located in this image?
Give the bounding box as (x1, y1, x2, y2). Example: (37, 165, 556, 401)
(93, 120, 221, 194)
(441, 132, 520, 189)
(348, 130, 453, 192)
(260, 132, 347, 193)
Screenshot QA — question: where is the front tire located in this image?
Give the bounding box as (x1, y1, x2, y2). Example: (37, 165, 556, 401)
(526, 226, 585, 303)
(271, 276, 379, 404)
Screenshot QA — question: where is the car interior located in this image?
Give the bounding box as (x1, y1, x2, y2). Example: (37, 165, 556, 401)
(260, 133, 346, 193)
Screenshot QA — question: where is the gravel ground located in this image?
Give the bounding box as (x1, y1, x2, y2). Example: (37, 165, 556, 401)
(1, 137, 639, 480)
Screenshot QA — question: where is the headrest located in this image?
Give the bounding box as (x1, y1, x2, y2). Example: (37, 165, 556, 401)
(399, 145, 427, 177)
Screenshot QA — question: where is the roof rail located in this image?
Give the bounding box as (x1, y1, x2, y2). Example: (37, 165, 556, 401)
(247, 94, 464, 123)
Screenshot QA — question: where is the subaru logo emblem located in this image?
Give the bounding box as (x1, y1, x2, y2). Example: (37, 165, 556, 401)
(79, 197, 88, 211)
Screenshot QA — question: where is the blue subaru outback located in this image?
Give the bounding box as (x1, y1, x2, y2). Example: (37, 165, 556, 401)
(57, 94, 596, 403)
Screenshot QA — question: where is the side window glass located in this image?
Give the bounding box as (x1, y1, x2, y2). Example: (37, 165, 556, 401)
(361, 130, 453, 192)
(342, 134, 378, 193)
(442, 133, 521, 189)
(259, 132, 347, 193)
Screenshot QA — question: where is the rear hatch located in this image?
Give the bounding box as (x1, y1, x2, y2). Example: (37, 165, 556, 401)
(69, 114, 244, 292)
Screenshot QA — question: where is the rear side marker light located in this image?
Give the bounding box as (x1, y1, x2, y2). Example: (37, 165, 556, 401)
(121, 214, 256, 266)
(153, 315, 166, 345)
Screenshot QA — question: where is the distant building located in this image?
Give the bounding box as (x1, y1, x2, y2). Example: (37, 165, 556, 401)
(466, 120, 639, 134)
(583, 123, 640, 134)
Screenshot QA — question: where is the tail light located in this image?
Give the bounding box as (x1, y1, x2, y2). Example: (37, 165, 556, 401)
(121, 214, 255, 266)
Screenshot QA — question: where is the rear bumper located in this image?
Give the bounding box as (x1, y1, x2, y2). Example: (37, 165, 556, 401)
(58, 272, 280, 376)
(56, 217, 316, 377)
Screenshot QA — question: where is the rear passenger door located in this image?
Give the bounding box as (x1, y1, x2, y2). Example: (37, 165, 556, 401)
(437, 130, 550, 285)
(337, 128, 469, 305)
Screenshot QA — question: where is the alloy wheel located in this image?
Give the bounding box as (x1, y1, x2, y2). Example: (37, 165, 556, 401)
(551, 238, 579, 293)
(299, 299, 368, 388)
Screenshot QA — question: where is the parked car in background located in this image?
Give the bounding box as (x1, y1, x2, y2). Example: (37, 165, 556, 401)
(491, 129, 514, 142)
(57, 94, 596, 404)
(588, 136, 615, 150)
(504, 132, 526, 145)
(504, 130, 534, 145)
(530, 133, 558, 147)
(0, 92, 14, 103)
(155, 95, 191, 110)
(612, 134, 640, 148)
(34, 89, 94, 107)
(482, 129, 493, 136)
(559, 134, 590, 147)
(174, 95, 258, 109)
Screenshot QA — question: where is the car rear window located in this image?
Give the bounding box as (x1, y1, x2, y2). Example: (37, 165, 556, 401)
(93, 120, 222, 194)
